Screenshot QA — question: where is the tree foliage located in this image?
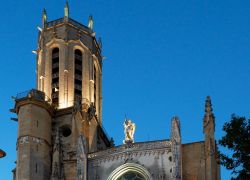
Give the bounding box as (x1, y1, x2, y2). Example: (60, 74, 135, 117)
(218, 114, 250, 179)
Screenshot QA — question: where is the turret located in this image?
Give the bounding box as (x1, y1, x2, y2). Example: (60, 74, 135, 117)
(14, 90, 52, 180)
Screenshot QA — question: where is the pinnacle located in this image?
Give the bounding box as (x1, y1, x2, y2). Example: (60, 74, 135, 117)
(205, 96, 213, 114)
(203, 96, 215, 130)
(64, 1, 69, 18)
(65, 1, 69, 8)
(42, 8, 47, 27)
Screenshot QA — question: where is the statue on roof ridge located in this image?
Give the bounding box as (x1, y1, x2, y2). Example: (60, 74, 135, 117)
(123, 119, 136, 144)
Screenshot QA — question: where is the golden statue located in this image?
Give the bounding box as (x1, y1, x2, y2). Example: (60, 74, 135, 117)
(123, 119, 136, 144)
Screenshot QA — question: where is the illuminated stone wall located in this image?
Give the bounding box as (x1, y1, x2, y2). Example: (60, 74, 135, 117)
(88, 140, 173, 180)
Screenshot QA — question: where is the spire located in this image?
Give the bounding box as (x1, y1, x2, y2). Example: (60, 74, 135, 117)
(64, 1, 69, 18)
(42, 8, 47, 28)
(88, 15, 94, 30)
(203, 96, 215, 132)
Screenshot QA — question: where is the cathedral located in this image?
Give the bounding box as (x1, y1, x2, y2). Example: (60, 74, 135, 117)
(11, 3, 220, 180)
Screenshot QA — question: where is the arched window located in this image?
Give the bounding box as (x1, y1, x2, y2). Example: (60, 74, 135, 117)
(108, 163, 152, 180)
(51, 48, 59, 107)
(117, 171, 145, 180)
(74, 49, 82, 103)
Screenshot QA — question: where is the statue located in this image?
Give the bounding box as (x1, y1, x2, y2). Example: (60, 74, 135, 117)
(88, 103, 96, 121)
(123, 119, 136, 144)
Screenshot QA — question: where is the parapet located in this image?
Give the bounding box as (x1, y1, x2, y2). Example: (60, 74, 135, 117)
(13, 89, 53, 114)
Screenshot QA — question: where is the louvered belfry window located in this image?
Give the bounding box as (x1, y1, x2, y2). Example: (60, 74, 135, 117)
(51, 48, 59, 107)
(74, 49, 82, 103)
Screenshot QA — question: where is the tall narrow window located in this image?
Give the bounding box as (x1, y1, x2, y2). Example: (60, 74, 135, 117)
(94, 65, 97, 107)
(35, 163, 37, 173)
(74, 49, 82, 103)
(51, 48, 59, 107)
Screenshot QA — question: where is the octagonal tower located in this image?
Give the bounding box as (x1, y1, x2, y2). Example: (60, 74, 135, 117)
(37, 6, 102, 123)
(12, 4, 111, 180)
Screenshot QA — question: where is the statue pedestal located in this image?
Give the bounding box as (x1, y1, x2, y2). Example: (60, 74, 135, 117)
(123, 141, 134, 150)
(124, 140, 133, 144)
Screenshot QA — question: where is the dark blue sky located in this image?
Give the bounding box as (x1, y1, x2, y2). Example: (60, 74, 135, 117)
(1, 0, 250, 179)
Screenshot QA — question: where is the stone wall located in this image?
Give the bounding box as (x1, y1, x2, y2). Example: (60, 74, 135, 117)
(182, 142, 206, 180)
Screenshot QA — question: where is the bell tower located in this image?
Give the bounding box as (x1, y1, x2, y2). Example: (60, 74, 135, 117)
(37, 3, 103, 121)
(12, 3, 111, 180)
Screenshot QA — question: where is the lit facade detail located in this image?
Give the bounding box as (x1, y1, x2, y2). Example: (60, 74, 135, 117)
(36, 13, 102, 119)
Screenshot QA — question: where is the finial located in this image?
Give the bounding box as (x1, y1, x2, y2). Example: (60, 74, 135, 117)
(88, 15, 94, 30)
(42, 8, 47, 28)
(64, 1, 69, 18)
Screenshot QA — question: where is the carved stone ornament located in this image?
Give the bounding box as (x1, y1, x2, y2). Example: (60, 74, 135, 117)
(19, 136, 29, 144)
(73, 100, 82, 113)
(51, 128, 62, 179)
(88, 103, 96, 121)
(88, 140, 171, 159)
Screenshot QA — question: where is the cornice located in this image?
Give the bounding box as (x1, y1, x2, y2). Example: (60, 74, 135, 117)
(88, 140, 172, 161)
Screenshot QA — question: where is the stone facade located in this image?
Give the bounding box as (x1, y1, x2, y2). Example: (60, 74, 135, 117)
(88, 141, 173, 180)
(11, 4, 220, 180)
